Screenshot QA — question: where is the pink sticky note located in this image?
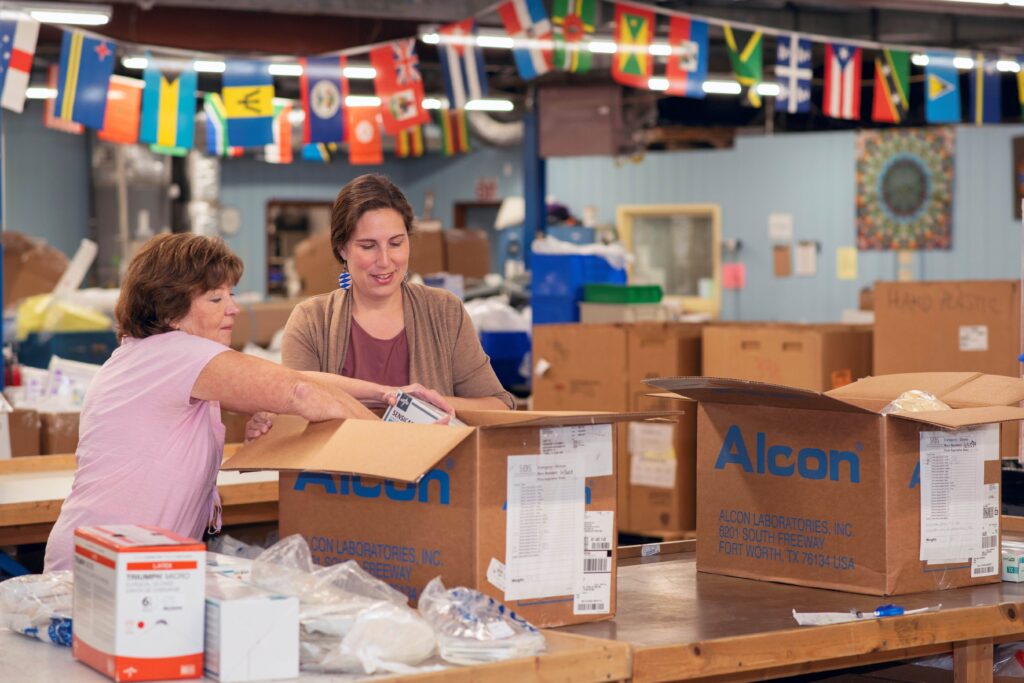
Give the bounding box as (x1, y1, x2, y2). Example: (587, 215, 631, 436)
(722, 263, 746, 290)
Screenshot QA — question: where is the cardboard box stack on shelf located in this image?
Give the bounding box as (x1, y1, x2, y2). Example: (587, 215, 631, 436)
(443, 229, 491, 279)
(229, 300, 301, 350)
(531, 322, 702, 534)
(873, 280, 1020, 458)
(702, 323, 873, 391)
(655, 372, 1022, 595)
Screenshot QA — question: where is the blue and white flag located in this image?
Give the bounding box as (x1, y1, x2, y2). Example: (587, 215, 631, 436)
(437, 18, 489, 109)
(54, 30, 116, 129)
(925, 51, 961, 124)
(498, 0, 553, 81)
(774, 34, 812, 114)
(0, 16, 38, 113)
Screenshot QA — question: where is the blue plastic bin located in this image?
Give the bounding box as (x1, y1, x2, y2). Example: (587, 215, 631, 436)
(480, 331, 531, 390)
(547, 226, 596, 245)
(18, 331, 118, 369)
(531, 253, 627, 324)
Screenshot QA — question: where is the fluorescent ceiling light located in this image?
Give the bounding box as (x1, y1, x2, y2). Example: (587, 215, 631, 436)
(346, 95, 381, 107)
(27, 4, 110, 26)
(703, 80, 742, 95)
(465, 98, 514, 112)
(648, 42, 672, 56)
(25, 86, 56, 99)
(953, 56, 974, 69)
(648, 77, 669, 91)
(421, 33, 440, 45)
(477, 35, 514, 49)
(588, 41, 617, 54)
(422, 97, 445, 110)
(122, 56, 148, 70)
(288, 109, 305, 124)
(997, 59, 1021, 72)
(193, 60, 226, 73)
(344, 65, 376, 79)
(911, 53, 930, 66)
(268, 63, 303, 77)
(757, 82, 781, 97)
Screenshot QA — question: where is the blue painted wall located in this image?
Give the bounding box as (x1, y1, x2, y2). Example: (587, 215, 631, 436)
(3, 101, 91, 257)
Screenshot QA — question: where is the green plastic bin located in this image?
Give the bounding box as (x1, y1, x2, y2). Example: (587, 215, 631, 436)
(583, 284, 663, 304)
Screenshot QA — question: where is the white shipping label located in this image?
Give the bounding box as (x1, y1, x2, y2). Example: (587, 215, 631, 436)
(505, 453, 585, 601)
(573, 572, 611, 615)
(919, 425, 998, 563)
(630, 454, 677, 489)
(575, 511, 613, 615)
(486, 557, 507, 592)
(972, 484, 1000, 578)
(584, 511, 614, 552)
(628, 422, 677, 489)
(541, 424, 613, 477)
(959, 325, 989, 352)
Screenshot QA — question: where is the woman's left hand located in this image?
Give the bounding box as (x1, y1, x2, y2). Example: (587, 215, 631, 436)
(383, 383, 456, 417)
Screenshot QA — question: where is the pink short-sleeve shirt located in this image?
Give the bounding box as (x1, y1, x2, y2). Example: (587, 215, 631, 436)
(44, 331, 230, 572)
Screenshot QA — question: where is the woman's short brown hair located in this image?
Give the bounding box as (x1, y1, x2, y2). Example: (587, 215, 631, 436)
(115, 232, 243, 339)
(330, 174, 415, 265)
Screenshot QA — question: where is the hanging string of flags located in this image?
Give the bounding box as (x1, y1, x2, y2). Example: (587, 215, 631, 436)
(0, 0, 1019, 167)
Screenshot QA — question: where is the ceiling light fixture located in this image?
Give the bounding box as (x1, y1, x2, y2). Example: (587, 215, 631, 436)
(756, 82, 781, 97)
(268, 63, 303, 77)
(648, 77, 669, 91)
(25, 3, 111, 26)
(911, 54, 930, 66)
(193, 60, 226, 73)
(997, 59, 1021, 72)
(465, 98, 514, 112)
(702, 80, 742, 95)
(122, 56, 148, 70)
(952, 56, 975, 69)
(343, 65, 377, 80)
(587, 41, 617, 54)
(346, 95, 381, 107)
(25, 86, 56, 99)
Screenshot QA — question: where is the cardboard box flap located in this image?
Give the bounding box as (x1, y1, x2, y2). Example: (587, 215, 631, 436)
(825, 372, 982, 402)
(940, 374, 1024, 407)
(888, 405, 1024, 429)
(222, 418, 475, 482)
(645, 376, 872, 414)
(459, 409, 682, 429)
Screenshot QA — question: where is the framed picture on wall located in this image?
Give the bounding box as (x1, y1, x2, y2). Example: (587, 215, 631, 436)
(1014, 136, 1024, 220)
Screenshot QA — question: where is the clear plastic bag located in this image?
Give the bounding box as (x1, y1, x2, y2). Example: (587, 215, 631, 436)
(418, 577, 545, 665)
(880, 389, 952, 415)
(247, 534, 436, 674)
(0, 571, 73, 646)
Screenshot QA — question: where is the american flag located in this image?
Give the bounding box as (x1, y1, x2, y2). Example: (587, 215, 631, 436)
(393, 39, 421, 86)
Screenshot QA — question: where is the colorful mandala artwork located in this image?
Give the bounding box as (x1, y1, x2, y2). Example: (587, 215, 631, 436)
(855, 127, 954, 250)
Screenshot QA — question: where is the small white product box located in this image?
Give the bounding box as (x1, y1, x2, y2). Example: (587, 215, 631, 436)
(72, 525, 206, 682)
(1002, 544, 1024, 583)
(204, 575, 299, 682)
(383, 391, 465, 426)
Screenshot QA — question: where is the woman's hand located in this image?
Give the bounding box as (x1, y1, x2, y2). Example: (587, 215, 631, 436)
(245, 411, 275, 442)
(381, 383, 456, 418)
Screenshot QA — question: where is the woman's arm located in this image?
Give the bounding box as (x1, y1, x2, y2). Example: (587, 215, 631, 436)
(192, 351, 377, 421)
(449, 302, 515, 410)
(446, 395, 509, 411)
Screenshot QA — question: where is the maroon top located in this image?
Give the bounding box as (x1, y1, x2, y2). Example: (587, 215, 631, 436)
(341, 317, 410, 388)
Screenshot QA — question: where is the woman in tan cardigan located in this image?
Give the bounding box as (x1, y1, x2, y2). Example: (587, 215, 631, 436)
(247, 175, 512, 439)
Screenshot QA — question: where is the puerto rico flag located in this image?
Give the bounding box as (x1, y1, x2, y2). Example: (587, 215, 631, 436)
(370, 39, 430, 135)
(498, 0, 553, 81)
(774, 34, 812, 114)
(438, 18, 488, 110)
(823, 43, 861, 120)
(665, 16, 707, 98)
(0, 16, 38, 113)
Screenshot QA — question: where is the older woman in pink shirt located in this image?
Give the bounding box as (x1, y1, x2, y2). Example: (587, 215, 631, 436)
(44, 233, 375, 572)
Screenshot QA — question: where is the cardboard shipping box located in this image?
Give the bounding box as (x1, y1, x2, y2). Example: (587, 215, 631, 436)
(702, 323, 873, 391)
(230, 300, 299, 349)
(443, 229, 490, 279)
(653, 372, 1024, 595)
(9, 408, 41, 457)
(40, 411, 79, 455)
(292, 231, 338, 297)
(2, 231, 68, 309)
(408, 230, 445, 275)
(223, 409, 671, 628)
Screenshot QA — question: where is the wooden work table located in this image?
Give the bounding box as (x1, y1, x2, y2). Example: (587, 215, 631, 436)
(563, 542, 1024, 682)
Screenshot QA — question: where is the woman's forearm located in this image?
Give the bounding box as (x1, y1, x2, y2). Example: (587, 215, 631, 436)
(445, 395, 511, 412)
(301, 371, 388, 403)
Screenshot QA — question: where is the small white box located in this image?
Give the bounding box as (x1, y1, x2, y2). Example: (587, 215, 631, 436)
(1002, 546, 1024, 582)
(72, 525, 206, 682)
(383, 391, 465, 426)
(204, 576, 299, 682)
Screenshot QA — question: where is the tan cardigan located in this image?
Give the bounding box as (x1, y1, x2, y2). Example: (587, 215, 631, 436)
(281, 283, 515, 409)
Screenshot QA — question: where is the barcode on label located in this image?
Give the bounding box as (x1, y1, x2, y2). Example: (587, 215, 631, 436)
(584, 557, 610, 573)
(576, 601, 606, 612)
(973, 564, 994, 577)
(983, 505, 997, 519)
(982, 535, 997, 549)
(586, 541, 611, 550)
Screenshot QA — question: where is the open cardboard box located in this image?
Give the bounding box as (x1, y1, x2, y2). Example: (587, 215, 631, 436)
(223, 408, 677, 627)
(649, 372, 1024, 595)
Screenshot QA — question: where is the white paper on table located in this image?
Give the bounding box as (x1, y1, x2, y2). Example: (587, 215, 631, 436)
(504, 453, 585, 601)
(628, 422, 676, 489)
(971, 483, 1000, 578)
(919, 425, 997, 563)
(541, 424, 613, 477)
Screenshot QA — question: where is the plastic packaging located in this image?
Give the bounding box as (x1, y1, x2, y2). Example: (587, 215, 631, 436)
(0, 571, 73, 646)
(418, 577, 545, 665)
(464, 296, 531, 333)
(247, 535, 436, 674)
(531, 235, 633, 271)
(880, 389, 952, 416)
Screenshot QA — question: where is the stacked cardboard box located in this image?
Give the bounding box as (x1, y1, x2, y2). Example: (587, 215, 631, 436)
(873, 280, 1020, 458)
(532, 322, 702, 533)
(230, 300, 300, 350)
(702, 323, 873, 391)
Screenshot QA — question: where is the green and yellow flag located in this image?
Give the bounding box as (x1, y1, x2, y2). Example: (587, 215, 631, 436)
(872, 49, 910, 123)
(433, 109, 470, 156)
(553, 0, 597, 73)
(396, 125, 424, 158)
(723, 25, 763, 108)
(611, 2, 655, 88)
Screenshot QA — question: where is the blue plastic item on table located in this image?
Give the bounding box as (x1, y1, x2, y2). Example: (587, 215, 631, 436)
(531, 253, 627, 324)
(480, 331, 531, 390)
(17, 330, 118, 369)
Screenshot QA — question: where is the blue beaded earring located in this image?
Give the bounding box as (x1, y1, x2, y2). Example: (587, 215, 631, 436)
(338, 268, 351, 290)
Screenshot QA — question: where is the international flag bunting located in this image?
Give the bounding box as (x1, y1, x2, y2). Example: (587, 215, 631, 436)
(925, 52, 961, 124)
(222, 60, 274, 147)
(433, 108, 470, 156)
(140, 60, 197, 150)
(264, 102, 293, 164)
(552, 0, 596, 73)
(969, 53, 1001, 125)
(43, 64, 82, 134)
(97, 75, 143, 144)
(347, 106, 382, 165)
(665, 16, 707, 99)
(301, 142, 339, 162)
(0, 16, 38, 113)
(395, 125, 424, 158)
(823, 43, 862, 120)
(203, 93, 243, 157)
(438, 19, 488, 110)
(723, 26, 762, 108)
(774, 34, 811, 114)
(54, 30, 116, 129)
(370, 39, 430, 135)
(871, 49, 910, 124)
(300, 55, 346, 144)
(498, 0, 553, 81)
(612, 3, 654, 88)
(1018, 56, 1024, 117)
